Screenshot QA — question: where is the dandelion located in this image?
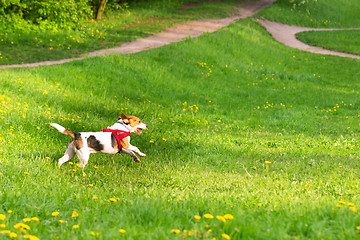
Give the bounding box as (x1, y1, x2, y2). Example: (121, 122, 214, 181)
(265, 161, 271, 165)
(356, 226, 360, 230)
(204, 213, 214, 219)
(14, 222, 30, 230)
(9, 232, 17, 238)
(257, 203, 262, 207)
(0, 224, 5, 228)
(72, 211, 79, 218)
(23, 218, 31, 222)
(91, 232, 100, 236)
(24, 235, 40, 240)
(350, 207, 357, 212)
(149, 140, 154, 143)
(52, 212, 60, 217)
(216, 215, 226, 223)
(162, 138, 167, 141)
(338, 201, 346, 205)
(73, 225, 79, 229)
(24, 172, 30, 175)
(31, 217, 39, 222)
(222, 233, 231, 239)
(109, 198, 117, 202)
(194, 215, 201, 220)
(59, 220, 64, 223)
(348, 203, 355, 207)
(93, 196, 98, 200)
(89, 184, 94, 187)
(7, 210, 12, 214)
(171, 229, 181, 234)
(224, 214, 234, 220)
(0, 214, 5, 220)
(119, 229, 126, 233)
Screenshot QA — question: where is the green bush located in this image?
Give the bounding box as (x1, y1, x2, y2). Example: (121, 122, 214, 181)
(0, 0, 92, 31)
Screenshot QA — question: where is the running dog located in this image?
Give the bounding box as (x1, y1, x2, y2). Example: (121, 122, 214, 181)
(50, 113, 147, 168)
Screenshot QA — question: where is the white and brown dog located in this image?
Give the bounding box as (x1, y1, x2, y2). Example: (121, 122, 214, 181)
(50, 113, 147, 168)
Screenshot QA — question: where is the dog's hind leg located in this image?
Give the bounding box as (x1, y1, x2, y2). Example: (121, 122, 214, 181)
(122, 148, 141, 163)
(76, 149, 90, 168)
(58, 141, 75, 167)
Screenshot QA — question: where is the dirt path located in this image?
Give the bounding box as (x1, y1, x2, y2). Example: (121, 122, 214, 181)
(0, 0, 276, 69)
(1, 0, 359, 69)
(256, 19, 360, 59)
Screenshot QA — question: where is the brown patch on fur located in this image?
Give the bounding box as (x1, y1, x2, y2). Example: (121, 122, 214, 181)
(111, 133, 119, 150)
(73, 133, 83, 150)
(120, 137, 130, 149)
(120, 113, 142, 127)
(63, 129, 75, 139)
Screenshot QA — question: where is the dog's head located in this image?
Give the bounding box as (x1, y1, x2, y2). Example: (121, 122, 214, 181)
(120, 113, 147, 135)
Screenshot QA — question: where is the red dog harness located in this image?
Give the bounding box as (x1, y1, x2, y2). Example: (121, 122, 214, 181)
(102, 129, 130, 153)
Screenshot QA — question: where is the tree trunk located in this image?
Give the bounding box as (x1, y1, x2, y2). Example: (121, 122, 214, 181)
(96, 0, 107, 20)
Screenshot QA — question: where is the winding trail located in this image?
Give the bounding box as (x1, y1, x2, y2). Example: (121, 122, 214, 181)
(0, 0, 276, 69)
(1, 0, 359, 69)
(256, 19, 360, 60)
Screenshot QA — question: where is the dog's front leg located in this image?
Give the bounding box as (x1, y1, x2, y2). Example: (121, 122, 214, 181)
(127, 144, 146, 157)
(122, 148, 141, 162)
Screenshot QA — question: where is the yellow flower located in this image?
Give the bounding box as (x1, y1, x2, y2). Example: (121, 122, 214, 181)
(24, 172, 30, 175)
(356, 226, 360, 230)
(72, 211, 79, 218)
(216, 216, 226, 223)
(109, 198, 117, 202)
(257, 203, 262, 207)
(222, 233, 231, 240)
(93, 196, 98, 200)
(350, 207, 357, 212)
(338, 201, 346, 205)
(7, 210, 12, 214)
(224, 214, 234, 220)
(265, 161, 271, 165)
(24, 235, 40, 240)
(348, 202, 355, 207)
(0, 214, 5, 220)
(51, 211, 60, 217)
(149, 140, 154, 143)
(59, 220, 64, 223)
(31, 217, 39, 222)
(23, 218, 31, 222)
(73, 225, 79, 229)
(204, 213, 214, 219)
(91, 232, 100, 236)
(9, 232, 17, 238)
(1, 230, 11, 234)
(194, 215, 201, 220)
(171, 229, 181, 234)
(0, 224, 5, 228)
(162, 138, 167, 141)
(89, 184, 94, 187)
(14, 222, 30, 230)
(119, 229, 126, 233)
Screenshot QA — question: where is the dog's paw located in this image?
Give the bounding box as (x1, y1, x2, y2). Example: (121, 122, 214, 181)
(134, 158, 141, 163)
(139, 152, 146, 157)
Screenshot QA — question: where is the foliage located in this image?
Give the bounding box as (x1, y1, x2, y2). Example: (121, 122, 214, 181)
(0, 0, 92, 30)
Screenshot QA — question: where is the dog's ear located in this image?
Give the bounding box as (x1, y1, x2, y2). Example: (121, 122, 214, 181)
(120, 113, 130, 123)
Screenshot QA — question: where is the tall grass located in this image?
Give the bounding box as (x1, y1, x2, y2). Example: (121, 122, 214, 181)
(1, 16, 360, 239)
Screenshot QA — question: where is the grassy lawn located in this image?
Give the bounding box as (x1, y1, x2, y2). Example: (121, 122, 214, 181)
(1, 16, 360, 239)
(296, 30, 360, 56)
(1, 0, 360, 239)
(257, 0, 360, 28)
(0, 0, 239, 65)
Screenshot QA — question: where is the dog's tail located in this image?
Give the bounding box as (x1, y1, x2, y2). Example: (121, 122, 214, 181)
(50, 123, 75, 139)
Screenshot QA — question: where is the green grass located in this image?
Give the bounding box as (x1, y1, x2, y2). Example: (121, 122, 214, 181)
(257, 0, 360, 28)
(296, 30, 360, 55)
(0, 0, 239, 65)
(1, 15, 360, 239)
